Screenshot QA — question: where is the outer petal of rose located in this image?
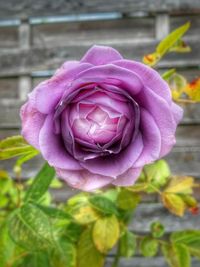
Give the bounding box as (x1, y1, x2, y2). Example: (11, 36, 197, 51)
(20, 101, 45, 149)
(75, 64, 143, 96)
(112, 167, 142, 186)
(113, 60, 172, 104)
(137, 87, 178, 157)
(80, 133, 143, 178)
(81, 45, 123, 66)
(39, 114, 82, 170)
(56, 168, 114, 191)
(34, 62, 93, 114)
(171, 102, 184, 124)
(134, 108, 161, 167)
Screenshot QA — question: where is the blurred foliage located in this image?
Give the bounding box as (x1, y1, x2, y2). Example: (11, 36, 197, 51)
(0, 159, 199, 267)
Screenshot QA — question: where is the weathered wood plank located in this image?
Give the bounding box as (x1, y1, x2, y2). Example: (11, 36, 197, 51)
(105, 257, 199, 267)
(0, 0, 200, 19)
(0, 26, 18, 48)
(0, 78, 18, 98)
(130, 203, 200, 232)
(0, 37, 199, 76)
(32, 17, 155, 47)
(171, 14, 200, 37)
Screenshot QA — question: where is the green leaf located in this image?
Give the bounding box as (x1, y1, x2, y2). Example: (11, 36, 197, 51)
(14, 150, 39, 168)
(162, 69, 176, 80)
(119, 230, 136, 257)
(0, 135, 38, 160)
(34, 204, 73, 220)
(142, 160, 170, 192)
(101, 188, 119, 202)
(77, 228, 104, 267)
(65, 223, 83, 243)
(15, 252, 51, 267)
(166, 73, 187, 100)
(143, 22, 190, 66)
(8, 203, 55, 251)
(117, 189, 141, 210)
(162, 243, 191, 267)
(157, 22, 190, 56)
(0, 223, 15, 267)
(140, 237, 159, 257)
(51, 238, 76, 267)
(171, 230, 200, 245)
(25, 163, 55, 203)
(0, 135, 26, 148)
(150, 221, 165, 238)
(92, 215, 119, 253)
(89, 195, 119, 216)
(171, 230, 200, 258)
(127, 183, 148, 192)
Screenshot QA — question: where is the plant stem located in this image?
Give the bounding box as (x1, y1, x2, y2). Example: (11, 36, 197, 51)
(112, 242, 121, 267)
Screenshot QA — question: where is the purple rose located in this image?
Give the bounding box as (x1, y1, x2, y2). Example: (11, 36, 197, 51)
(20, 45, 183, 191)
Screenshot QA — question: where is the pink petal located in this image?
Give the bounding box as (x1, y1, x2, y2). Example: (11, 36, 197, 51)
(81, 45, 123, 65)
(113, 59, 172, 104)
(20, 101, 45, 149)
(112, 167, 142, 186)
(134, 108, 161, 167)
(34, 62, 93, 114)
(56, 168, 114, 191)
(39, 114, 81, 170)
(80, 133, 143, 178)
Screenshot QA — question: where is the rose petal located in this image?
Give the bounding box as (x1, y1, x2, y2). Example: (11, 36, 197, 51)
(136, 86, 177, 157)
(20, 102, 45, 149)
(75, 64, 143, 96)
(113, 59, 172, 104)
(80, 133, 143, 178)
(35, 62, 93, 114)
(112, 167, 142, 186)
(39, 114, 81, 170)
(134, 108, 161, 167)
(56, 168, 113, 191)
(81, 45, 123, 65)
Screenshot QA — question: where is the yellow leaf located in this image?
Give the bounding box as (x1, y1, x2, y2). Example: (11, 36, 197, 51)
(162, 193, 185, 217)
(164, 176, 194, 194)
(72, 205, 100, 225)
(93, 215, 120, 253)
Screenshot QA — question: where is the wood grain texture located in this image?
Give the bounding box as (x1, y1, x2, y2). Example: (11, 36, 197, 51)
(105, 257, 199, 267)
(0, 0, 200, 19)
(0, 26, 18, 48)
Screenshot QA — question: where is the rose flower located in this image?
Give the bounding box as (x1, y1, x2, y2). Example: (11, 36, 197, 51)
(21, 46, 183, 191)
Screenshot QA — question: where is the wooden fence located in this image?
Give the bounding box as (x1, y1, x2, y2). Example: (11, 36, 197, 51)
(0, 1, 200, 266)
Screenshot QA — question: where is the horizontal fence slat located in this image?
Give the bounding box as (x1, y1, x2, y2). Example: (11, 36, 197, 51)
(0, 0, 200, 19)
(32, 17, 155, 47)
(0, 26, 18, 48)
(0, 78, 18, 98)
(105, 257, 199, 267)
(0, 37, 199, 76)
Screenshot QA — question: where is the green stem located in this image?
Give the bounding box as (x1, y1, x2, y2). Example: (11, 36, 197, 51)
(111, 242, 121, 267)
